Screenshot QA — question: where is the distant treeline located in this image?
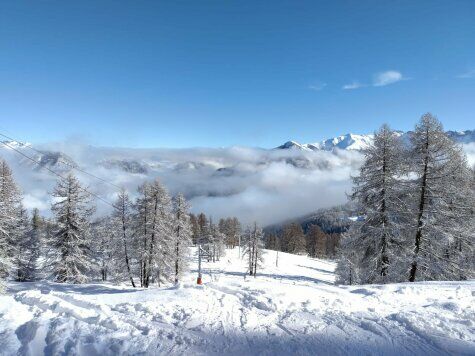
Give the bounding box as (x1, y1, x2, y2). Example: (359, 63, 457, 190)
(265, 223, 341, 259)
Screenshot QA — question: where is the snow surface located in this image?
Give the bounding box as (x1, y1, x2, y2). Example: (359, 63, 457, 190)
(0, 249, 474, 355)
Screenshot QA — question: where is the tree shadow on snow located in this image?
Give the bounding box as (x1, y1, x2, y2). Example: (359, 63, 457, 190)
(7, 281, 141, 295)
(192, 269, 334, 286)
(295, 264, 334, 275)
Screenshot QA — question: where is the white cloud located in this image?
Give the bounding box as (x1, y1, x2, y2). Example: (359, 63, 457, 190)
(457, 69, 475, 79)
(372, 70, 406, 87)
(1, 142, 361, 226)
(342, 70, 408, 90)
(3, 139, 474, 226)
(308, 82, 327, 91)
(342, 81, 364, 90)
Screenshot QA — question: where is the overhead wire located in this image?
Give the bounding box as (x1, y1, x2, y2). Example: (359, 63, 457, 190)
(0, 132, 123, 190)
(0, 138, 119, 210)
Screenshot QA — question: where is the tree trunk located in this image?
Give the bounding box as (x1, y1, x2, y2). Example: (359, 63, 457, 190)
(410, 134, 429, 282)
(121, 209, 136, 288)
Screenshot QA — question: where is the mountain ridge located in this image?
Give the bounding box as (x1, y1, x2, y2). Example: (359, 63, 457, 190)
(276, 129, 475, 152)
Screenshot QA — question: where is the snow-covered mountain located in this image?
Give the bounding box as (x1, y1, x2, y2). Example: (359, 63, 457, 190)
(1, 129, 474, 225)
(276, 130, 475, 152)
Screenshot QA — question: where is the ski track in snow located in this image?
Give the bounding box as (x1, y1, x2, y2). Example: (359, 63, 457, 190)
(0, 249, 474, 356)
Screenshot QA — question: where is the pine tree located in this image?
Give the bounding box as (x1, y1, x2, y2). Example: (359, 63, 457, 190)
(172, 193, 192, 284)
(338, 124, 407, 284)
(408, 114, 473, 281)
(51, 174, 95, 284)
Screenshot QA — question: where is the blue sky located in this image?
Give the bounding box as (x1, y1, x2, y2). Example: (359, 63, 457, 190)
(1, 1, 474, 148)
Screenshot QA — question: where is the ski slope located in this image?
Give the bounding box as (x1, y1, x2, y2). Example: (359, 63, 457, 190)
(0, 248, 474, 355)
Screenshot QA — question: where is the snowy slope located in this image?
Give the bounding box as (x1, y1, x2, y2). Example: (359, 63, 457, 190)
(1, 248, 474, 355)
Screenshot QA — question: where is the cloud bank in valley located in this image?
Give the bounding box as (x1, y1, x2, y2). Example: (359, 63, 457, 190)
(1, 143, 363, 226)
(2, 139, 474, 227)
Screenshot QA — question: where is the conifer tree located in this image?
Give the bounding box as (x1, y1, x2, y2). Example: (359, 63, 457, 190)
(134, 182, 151, 287)
(408, 114, 473, 281)
(338, 124, 407, 284)
(51, 174, 95, 284)
(172, 193, 192, 284)
(0, 160, 23, 290)
(242, 223, 264, 276)
(135, 179, 174, 287)
(13, 207, 36, 281)
(281, 223, 306, 254)
(91, 217, 115, 281)
(112, 189, 136, 287)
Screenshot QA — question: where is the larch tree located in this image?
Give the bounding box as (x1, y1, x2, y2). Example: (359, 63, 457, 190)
(91, 217, 115, 282)
(0, 160, 23, 290)
(17, 208, 44, 281)
(13, 207, 33, 281)
(172, 193, 192, 284)
(408, 113, 473, 282)
(242, 223, 264, 277)
(134, 182, 151, 287)
(338, 124, 407, 284)
(51, 173, 95, 284)
(112, 189, 136, 287)
(136, 179, 174, 288)
(305, 224, 328, 258)
(210, 220, 226, 262)
(281, 223, 306, 255)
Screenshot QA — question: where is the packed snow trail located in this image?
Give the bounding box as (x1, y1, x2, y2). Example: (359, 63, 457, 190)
(0, 248, 474, 355)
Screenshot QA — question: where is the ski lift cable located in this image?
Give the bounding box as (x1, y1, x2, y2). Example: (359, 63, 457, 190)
(0, 140, 119, 210)
(0, 131, 123, 190)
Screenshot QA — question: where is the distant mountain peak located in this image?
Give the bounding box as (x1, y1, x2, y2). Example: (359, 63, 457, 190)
(276, 129, 475, 152)
(1, 140, 31, 149)
(276, 140, 312, 151)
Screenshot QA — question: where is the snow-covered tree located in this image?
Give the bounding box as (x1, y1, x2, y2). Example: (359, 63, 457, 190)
(133, 182, 151, 287)
(242, 223, 264, 277)
(0, 160, 23, 290)
(112, 189, 136, 287)
(134, 179, 174, 287)
(407, 113, 473, 281)
(13, 207, 39, 281)
(208, 219, 226, 262)
(172, 193, 192, 284)
(335, 231, 360, 285)
(50, 174, 95, 284)
(91, 217, 115, 281)
(337, 124, 407, 284)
